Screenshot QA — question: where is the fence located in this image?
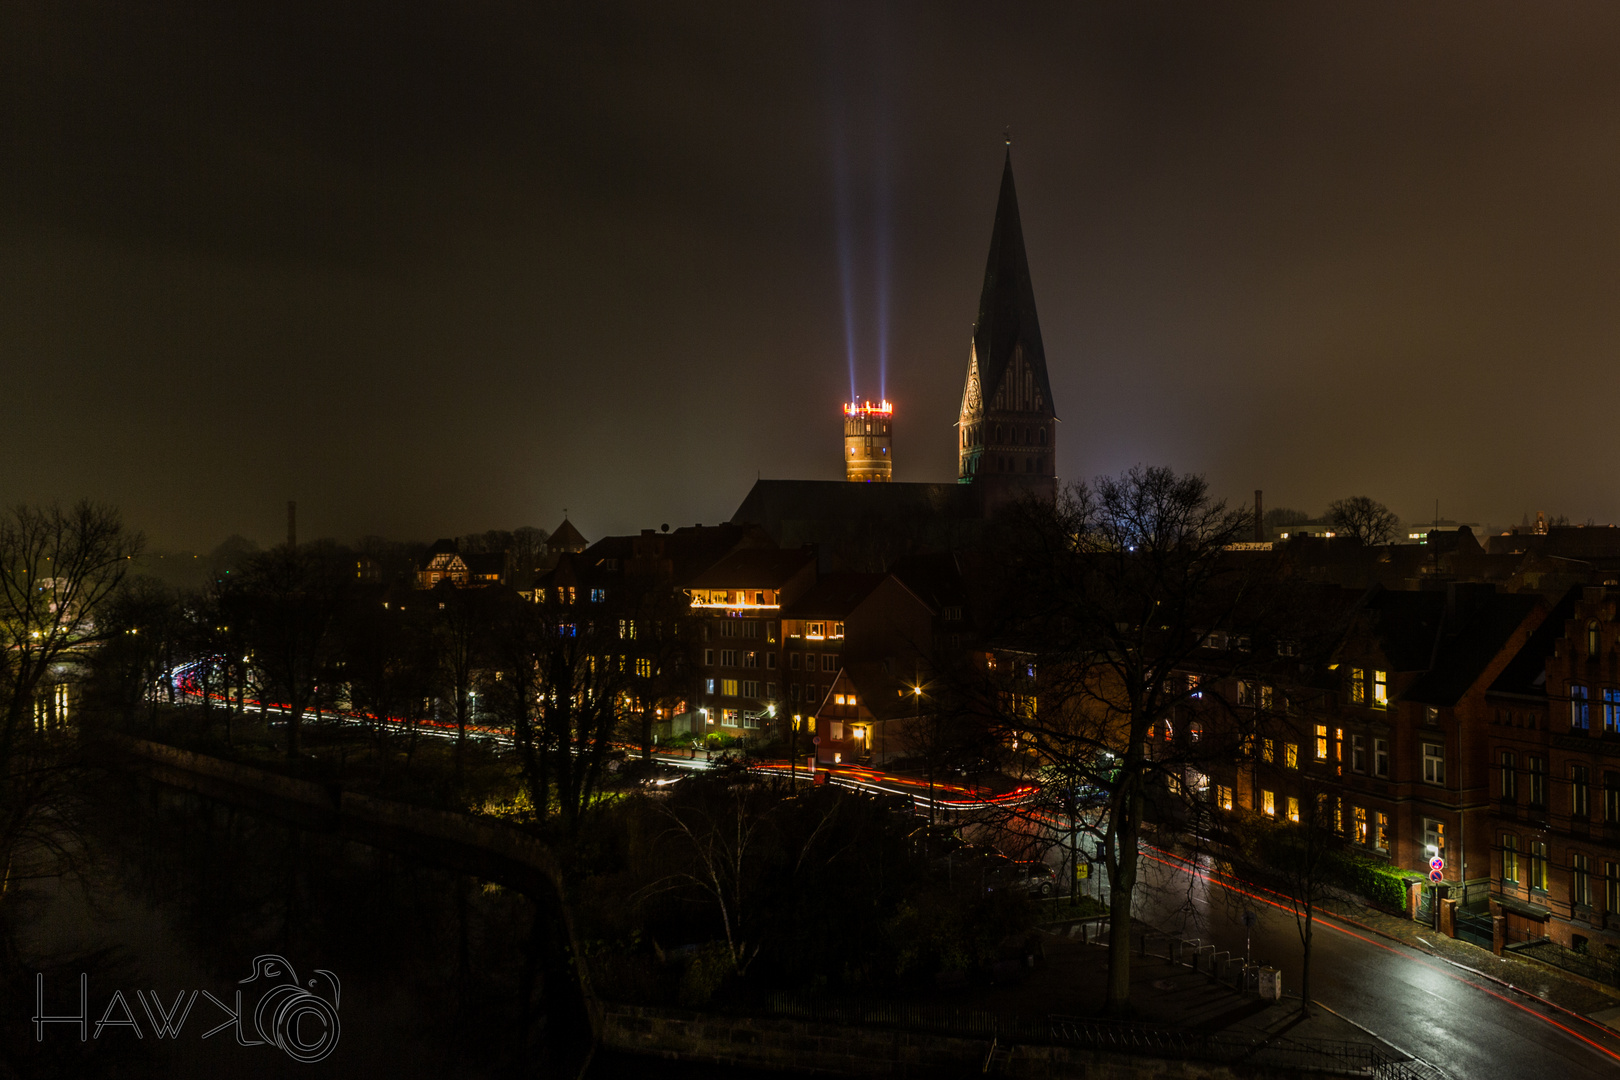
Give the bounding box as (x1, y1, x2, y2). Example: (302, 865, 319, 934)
(765, 993, 1426, 1077)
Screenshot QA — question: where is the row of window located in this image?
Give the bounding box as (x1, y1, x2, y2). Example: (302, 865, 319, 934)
(1500, 838, 1620, 913)
(1311, 724, 1398, 779)
(1499, 753, 1620, 821)
(1347, 667, 1390, 708)
(1566, 683, 1620, 732)
(704, 678, 774, 700)
(1213, 786, 1392, 850)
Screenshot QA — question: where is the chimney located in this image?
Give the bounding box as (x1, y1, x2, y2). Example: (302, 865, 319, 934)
(1254, 490, 1264, 543)
(287, 501, 297, 550)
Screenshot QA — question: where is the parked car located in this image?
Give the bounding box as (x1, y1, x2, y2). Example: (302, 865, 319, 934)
(988, 860, 1059, 897)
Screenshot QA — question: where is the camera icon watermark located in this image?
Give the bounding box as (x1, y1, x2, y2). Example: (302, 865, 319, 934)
(33, 953, 341, 1064)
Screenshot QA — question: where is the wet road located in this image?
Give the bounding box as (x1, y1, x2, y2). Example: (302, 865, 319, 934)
(1132, 844, 1620, 1080)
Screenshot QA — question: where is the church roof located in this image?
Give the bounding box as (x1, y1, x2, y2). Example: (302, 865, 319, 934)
(547, 518, 589, 554)
(973, 152, 1053, 415)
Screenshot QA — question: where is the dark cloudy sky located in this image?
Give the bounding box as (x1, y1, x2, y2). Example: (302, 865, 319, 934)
(5, 2, 1618, 549)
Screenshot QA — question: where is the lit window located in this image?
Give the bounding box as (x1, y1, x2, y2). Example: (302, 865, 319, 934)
(1372, 671, 1388, 707)
(1217, 785, 1233, 811)
(1605, 688, 1620, 733)
(1285, 743, 1299, 769)
(1260, 685, 1274, 711)
(1501, 836, 1518, 883)
(1572, 764, 1590, 819)
(1374, 811, 1389, 850)
(1262, 738, 1274, 764)
(1315, 724, 1328, 760)
(1350, 667, 1366, 705)
(721, 679, 739, 697)
(1528, 841, 1548, 892)
(1573, 852, 1592, 908)
(1286, 797, 1300, 823)
(1237, 681, 1253, 706)
(1589, 621, 1601, 658)
(830, 721, 843, 740)
(1353, 805, 1368, 845)
(1262, 790, 1275, 816)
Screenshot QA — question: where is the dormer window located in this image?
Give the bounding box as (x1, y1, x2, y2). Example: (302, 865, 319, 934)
(1589, 621, 1601, 657)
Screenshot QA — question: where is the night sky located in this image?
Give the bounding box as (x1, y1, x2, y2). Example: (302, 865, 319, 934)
(6, 3, 1620, 550)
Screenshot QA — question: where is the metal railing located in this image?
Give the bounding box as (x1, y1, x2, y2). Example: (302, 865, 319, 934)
(765, 993, 1429, 1077)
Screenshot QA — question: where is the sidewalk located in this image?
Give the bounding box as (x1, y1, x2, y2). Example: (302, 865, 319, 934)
(1317, 895, 1620, 1026)
(969, 915, 1404, 1061)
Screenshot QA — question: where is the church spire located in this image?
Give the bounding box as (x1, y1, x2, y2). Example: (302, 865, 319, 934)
(972, 151, 1053, 414)
(957, 150, 1058, 491)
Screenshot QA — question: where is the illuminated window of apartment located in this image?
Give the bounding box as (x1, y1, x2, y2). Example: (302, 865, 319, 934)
(1571, 684, 1590, 730)
(1217, 785, 1233, 811)
(635, 658, 652, 678)
(1262, 738, 1275, 764)
(1372, 671, 1388, 707)
(1572, 764, 1590, 819)
(1350, 668, 1366, 705)
(705, 678, 715, 695)
(1287, 797, 1300, 823)
(1285, 743, 1299, 769)
(1589, 621, 1601, 657)
(1374, 738, 1389, 778)
(807, 622, 825, 639)
(1424, 818, 1445, 862)
(1606, 689, 1620, 733)
(744, 651, 758, 668)
(1424, 707, 1438, 726)
(830, 721, 843, 740)
(721, 679, 739, 697)
(1501, 836, 1518, 883)
(1237, 681, 1253, 706)
(1260, 685, 1274, 711)
(1422, 743, 1445, 785)
(831, 622, 845, 638)
(1573, 852, 1592, 908)
(1528, 841, 1549, 892)
(1315, 724, 1329, 760)
(1374, 812, 1389, 850)
(1262, 790, 1275, 816)
(1353, 805, 1368, 845)
(1351, 734, 1367, 772)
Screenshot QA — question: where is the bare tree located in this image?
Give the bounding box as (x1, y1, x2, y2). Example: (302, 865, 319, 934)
(0, 502, 142, 770)
(235, 542, 353, 757)
(957, 467, 1262, 1015)
(1325, 496, 1398, 546)
(1227, 778, 1343, 1015)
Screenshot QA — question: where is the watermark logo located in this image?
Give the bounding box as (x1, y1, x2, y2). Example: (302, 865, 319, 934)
(33, 954, 341, 1064)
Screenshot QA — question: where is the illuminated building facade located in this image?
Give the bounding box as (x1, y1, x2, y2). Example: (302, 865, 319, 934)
(844, 399, 893, 482)
(957, 152, 1057, 503)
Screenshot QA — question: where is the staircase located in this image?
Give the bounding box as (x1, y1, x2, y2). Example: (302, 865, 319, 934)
(983, 1037, 1014, 1074)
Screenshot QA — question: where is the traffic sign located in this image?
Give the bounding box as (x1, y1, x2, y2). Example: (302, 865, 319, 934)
(1428, 869, 1443, 883)
(812, 736, 821, 745)
(1429, 856, 1444, 873)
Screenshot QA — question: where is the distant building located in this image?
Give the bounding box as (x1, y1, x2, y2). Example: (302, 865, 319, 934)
(416, 539, 506, 588)
(844, 399, 894, 482)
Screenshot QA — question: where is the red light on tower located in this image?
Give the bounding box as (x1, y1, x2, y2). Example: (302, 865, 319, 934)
(844, 399, 893, 482)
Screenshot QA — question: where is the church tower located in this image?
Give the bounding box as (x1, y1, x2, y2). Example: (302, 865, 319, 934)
(957, 151, 1057, 502)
